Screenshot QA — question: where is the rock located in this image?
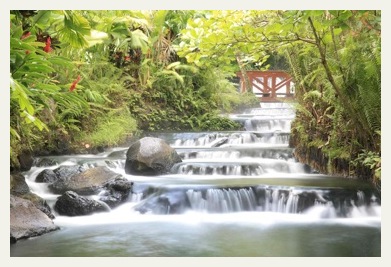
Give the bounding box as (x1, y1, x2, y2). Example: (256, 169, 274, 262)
(10, 173, 30, 195)
(135, 190, 190, 214)
(99, 177, 133, 208)
(17, 150, 34, 171)
(10, 174, 55, 219)
(34, 158, 59, 167)
(125, 137, 182, 175)
(10, 195, 59, 243)
(210, 137, 229, 147)
(35, 164, 89, 185)
(53, 165, 89, 181)
(54, 191, 109, 216)
(49, 166, 122, 195)
(35, 169, 57, 183)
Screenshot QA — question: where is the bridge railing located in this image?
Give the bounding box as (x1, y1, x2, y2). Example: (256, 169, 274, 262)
(236, 70, 295, 102)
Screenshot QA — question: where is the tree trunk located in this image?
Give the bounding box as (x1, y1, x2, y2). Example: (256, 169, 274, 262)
(307, 16, 374, 147)
(235, 52, 252, 93)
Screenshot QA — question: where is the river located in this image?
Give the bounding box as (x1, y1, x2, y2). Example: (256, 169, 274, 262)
(10, 102, 381, 257)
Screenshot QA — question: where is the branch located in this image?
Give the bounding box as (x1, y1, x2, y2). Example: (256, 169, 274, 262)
(308, 16, 374, 145)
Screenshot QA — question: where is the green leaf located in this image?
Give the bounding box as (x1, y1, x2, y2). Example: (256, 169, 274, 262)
(47, 56, 74, 68)
(10, 77, 33, 108)
(63, 11, 91, 35)
(166, 62, 181, 70)
(307, 11, 324, 18)
(60, 11, 91, 48)
(130, 29, 150, 51)
(85, 30, 109, 47)
(33, 10, 53, 28)
(21, 110, 48, 131)
(160, 70, 184, 84)
(22, 63, 55, 73)
(35, 83, 62, 92)
(10, 127, 20, 140)
(333, 28, 343, 36)
(11, 25, 23, 39)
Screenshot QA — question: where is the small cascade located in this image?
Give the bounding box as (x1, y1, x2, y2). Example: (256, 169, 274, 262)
(104, 159, 125, 170)
(172, 132, 228, 147)
(172, 162, 265, 176)
(178, 147, 295, 161)
(170, 132, 291, 148)
(236, 117, 292, 132)
(186, 187, 257, 213)
(132, 184, 380, 217)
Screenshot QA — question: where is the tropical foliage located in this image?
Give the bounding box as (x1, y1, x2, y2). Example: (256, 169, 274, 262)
(10, 10, 380, 184)
(10, 10, 248, 169)
(176, 10, 381, 183)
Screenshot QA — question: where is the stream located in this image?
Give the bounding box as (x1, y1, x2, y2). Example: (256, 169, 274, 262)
(10, 102, 381, 257)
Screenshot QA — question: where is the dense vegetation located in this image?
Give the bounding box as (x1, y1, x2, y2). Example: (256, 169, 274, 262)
(176, 10, 381, 185)
(10, 10, 256, 170)
(10, 10, 380, 185)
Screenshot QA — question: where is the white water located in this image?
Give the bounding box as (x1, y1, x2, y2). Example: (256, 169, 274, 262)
(11, 102, 381, 257)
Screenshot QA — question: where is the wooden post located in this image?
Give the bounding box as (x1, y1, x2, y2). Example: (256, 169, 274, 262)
(271, 74, 276, 98)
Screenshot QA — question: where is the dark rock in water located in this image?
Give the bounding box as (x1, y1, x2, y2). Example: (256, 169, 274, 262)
(53, 165, 89, 181)
(99, 177, 133, 208)
(135, 190, 190, 214)
(34, 158, 59, 167)
(54, 191, 109, 216)
(125, 137, 182, 175)
(36, 164, 88, 185)
(17, 150, 34, 171)
(10, 195, 59, 243)
(49, 166, 122, 195)
(303, 164, 312, 174)
(10, 174, 55, 219)
(210, 137, 229, 147)
(35, 169, 57, 183)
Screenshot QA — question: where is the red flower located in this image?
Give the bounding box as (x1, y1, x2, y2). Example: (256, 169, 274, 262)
(43, 37, 53, 53)
(21, 31, 31, 40)
(69, 75, 81, 92)
(124, 55, 131, 61)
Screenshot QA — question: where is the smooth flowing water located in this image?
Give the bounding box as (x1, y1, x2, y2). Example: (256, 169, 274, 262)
(10, 103, 381, 257)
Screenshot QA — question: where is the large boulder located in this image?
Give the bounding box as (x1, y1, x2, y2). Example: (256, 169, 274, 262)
(48, 166, 122, 195)
(35, 169, 57, 183)
(10, 174, 55, 219)
(125, 137, 182, 175)
(53, 165, 89, 181)
(54, 191, 109, 216)
(10, 195, 59, 243)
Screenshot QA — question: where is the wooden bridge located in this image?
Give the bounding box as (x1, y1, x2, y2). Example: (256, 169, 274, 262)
(236, 70, 295, 102)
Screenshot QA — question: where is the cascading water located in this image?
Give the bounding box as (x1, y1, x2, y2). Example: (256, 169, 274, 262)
(10, 102, 381, 257)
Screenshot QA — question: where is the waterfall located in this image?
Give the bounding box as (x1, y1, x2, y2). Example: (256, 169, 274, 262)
(186, 187, 257, 213)
(12, 102, 381, 257)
